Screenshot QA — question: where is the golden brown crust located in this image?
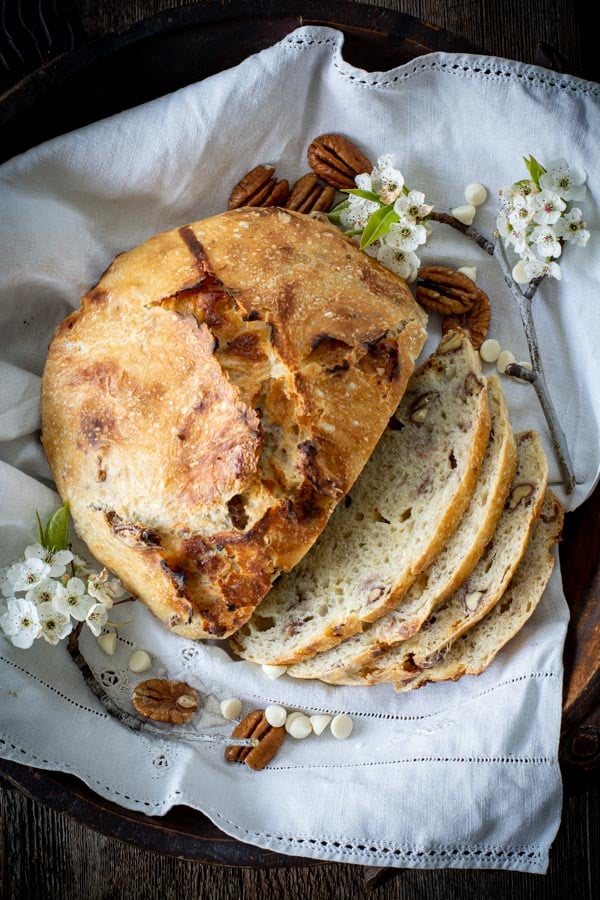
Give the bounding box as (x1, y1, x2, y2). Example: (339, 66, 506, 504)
(41, 209, 427, 639)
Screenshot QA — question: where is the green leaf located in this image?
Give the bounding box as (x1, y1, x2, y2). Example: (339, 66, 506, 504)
(35, 509, 45, 546)
(359, 204, 399, 250)
(343, 188, 383, 204)
(44, 502, 70, 551)
(327, 199, 350, 222)
(523, 155, 546, 189)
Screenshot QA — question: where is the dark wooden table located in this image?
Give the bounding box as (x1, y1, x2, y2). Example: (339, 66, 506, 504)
(1, 1, 599, 897)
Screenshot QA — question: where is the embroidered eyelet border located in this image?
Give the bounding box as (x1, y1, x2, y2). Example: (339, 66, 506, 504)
(282, 28, 600, 98)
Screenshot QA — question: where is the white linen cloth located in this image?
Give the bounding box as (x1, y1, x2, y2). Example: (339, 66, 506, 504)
(1, 27, 599, 873)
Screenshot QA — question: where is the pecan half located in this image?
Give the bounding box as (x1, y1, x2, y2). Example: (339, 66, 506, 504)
(307, 134, 372, 190)
(228, 165, 289, 210)
(285, 173, 336, 214)
(224, 709, 285, 770)
(441, 290, 491, 350)
(416, 266, 480, 315)
(132, 679, 199, 724)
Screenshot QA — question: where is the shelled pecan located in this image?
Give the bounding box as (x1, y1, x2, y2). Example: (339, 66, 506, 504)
(307, 134, 372, 190)
(415, 266, 480, 315)
(285, 173, 336, 213)
(441, 291, 491, 349)
(132, 678, 199, 724)
(224, 709, 285, 770)
(228, 165, 289, 210)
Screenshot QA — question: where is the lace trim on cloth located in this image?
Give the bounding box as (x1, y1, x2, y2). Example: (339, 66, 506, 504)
(282, 29, 600, 97)
(0, 730, 548, 873)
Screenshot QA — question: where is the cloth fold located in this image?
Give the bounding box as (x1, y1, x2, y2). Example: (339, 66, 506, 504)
(1, 27, 599, 872)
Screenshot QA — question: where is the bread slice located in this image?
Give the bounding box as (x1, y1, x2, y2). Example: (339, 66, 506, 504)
(231, 331, 491, 665)
(328, 429, 548, 686)
(393, 491, 563, 692)
(288, 376, 516, 682)
(41, 208, 427, 640)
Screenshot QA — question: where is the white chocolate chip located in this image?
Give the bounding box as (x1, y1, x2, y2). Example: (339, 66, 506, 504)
(310, 714, 332, 736)
(261, 664, 287, 680)
(265, 704, 287, 728)
(512, 260, 530, 284)
(451, 204, 476, 226)
(128, 649, 152, 673)
(497, 350, 516, 374)
(288, 714, 313, 739)
(457, 266, 477, 283)
(479, 339, 502, 363)
(220, 698, 242, 720)
(284, 711, 304, 734)
(464, 183, 488, 206)
(330, 714, 354, 740)
(97, 631, 117, 656)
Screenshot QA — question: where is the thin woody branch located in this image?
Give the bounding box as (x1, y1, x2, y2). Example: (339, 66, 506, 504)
(66, 623, 256, 748)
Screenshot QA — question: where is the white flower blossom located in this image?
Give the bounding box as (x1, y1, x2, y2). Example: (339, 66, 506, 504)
(524, 258, 562, 281)
(0, 597, 41, 648)
(533, 190, 566, 225)
(37, 602, 72, 645)
(554, 208, 590, 246)
(531, 225, 562, 259)
(87, 568, 125, 609)
(339, 195, 380, 230)
(53, 577, 95, 622)
(24, 543, 73, 578)
(384, 218, 427, 253)
(376, 245, 419, 282)
(354, 173, 372, 191)
(86, 603, 109, 637)
(393, 190, 433, 222)
(25, 577, 63, 607)
(539, 159, 587, 201)
(508, 192, 542, 228)
(6, 558, 51, 593)
(370, 154, 405, 203)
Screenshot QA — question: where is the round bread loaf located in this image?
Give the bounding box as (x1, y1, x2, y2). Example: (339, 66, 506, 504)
(41, 208, 427, 639)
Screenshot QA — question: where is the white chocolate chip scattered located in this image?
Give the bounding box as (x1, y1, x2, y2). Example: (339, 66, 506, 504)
(465, 591, 483, 611)
(479, 338, 502, 363)
(457, 266, 477, 283)
(512, 260, 531, 284)
(265, 704, 287, 728)
(310, 714, 332, 736)
(128, 649, 152, 673)
(288, 714, 313, 739)
(464, 183, 488, 206)
(451, 204, 476, 226)
(97, 631, 116, 656)
(497, 350, 516, 374)
(330, 714, 354, 740)
(261, 664, 288, 680)
(220, 698, 242, 720)
(284, 711, 304, 733)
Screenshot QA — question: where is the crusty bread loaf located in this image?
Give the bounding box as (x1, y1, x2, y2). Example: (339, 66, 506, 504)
(231, 331, 491, 665)
(41, 208, 427, 640)
(328, 429, 548, 686)
(288, 376, 516, 682)
(393, 491, 563, 692)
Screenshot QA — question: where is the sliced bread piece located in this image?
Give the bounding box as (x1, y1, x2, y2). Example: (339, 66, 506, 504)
(326, 430, 548, 686)
(288, 376, 516, 682)
(393, 491, 563, 692)
(230, 331, 491, 666)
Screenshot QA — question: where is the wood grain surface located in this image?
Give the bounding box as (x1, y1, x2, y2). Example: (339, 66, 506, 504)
(1, 1, 599, 897)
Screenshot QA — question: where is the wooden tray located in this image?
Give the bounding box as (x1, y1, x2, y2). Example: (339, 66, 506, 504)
(1, 0, 598, 869)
